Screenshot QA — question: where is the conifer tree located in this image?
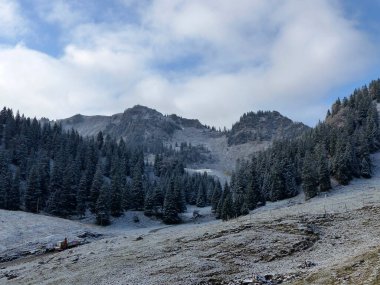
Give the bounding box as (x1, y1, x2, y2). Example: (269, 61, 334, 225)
(174, 176, 187, 212)
(96, 182, 111, 226)
(302, 152, 319, 200)
(89, 165, 103, 213)
(144, 186, 155, 217)
(131, 166, 144, 210)
(317, 146, 331, 192)
(76, 173, 87, 217)
(25, 165, 42, 213)
(196, 182, 206, 207)
(211, 181, 222, 212)
(162, 177, 181, 224)
(110, 165, 123, 217)
(216, 182, 230, 219)
(7, 169, 21, 210)
(221, 192, 234, 221)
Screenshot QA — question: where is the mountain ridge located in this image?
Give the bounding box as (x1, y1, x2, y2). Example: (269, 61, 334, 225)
(58, 105, 310, 177)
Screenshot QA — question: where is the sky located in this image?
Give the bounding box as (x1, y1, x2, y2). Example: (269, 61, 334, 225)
(0, 0, 380, 128)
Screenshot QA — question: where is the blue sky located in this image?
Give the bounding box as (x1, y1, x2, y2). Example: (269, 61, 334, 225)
(0, 0, 379, 128)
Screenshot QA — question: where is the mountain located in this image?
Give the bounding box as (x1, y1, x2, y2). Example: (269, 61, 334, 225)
(59, 105, 310, 176)
(227, 110, 309, 146)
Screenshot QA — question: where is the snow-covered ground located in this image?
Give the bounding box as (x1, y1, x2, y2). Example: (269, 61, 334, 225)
(2, 153, 380, 284)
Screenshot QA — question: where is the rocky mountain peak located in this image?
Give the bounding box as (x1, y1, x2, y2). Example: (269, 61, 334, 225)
(227, 110, 310, 146)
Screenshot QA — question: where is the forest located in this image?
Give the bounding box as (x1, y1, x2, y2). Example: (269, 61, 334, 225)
(222, 79, 380, 220)
(0, 79, 380, 225)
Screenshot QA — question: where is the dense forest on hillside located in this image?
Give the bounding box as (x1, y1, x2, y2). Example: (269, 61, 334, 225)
(1, 79, 380, 225)
(0, 113, 218, 225)
(219, 79, 380, 220)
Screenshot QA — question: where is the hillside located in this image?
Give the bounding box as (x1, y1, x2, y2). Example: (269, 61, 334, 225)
(59, 106, 309, 174)
(2, 153, 380, 284)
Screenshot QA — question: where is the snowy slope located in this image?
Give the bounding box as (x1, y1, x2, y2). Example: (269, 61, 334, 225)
(2, 153, 380, 284)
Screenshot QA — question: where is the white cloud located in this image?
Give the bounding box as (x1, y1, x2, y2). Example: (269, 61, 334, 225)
(0, 0, 27, 38)
(0, 0, 376, 128)
(35, 0, 86, 28)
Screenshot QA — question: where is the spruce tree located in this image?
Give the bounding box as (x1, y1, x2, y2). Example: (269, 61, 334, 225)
(211, 181, 222, 212)
(221, 192, 234, 221)
(196, 182, 206, 207)
(269, 161, 285, 201)
(317, 146, 331, 192)
(302, 152, 319, 200)
(25, 165, 42, 213)
(174, 176, 187, 212)
(96, 182, 111, 226)
(110, 167, 123, 217)
(216, 182, 230, 219)
(131, 166, 144, 210)
(7, 169, 21, 210)
(162, 177, 181, 224)
(144, 186, 155, 217)
(76, 173, 87, 217)
(89, 165, 103, 213)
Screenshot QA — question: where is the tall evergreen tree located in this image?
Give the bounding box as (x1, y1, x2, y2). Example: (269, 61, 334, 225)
(302, 152, 319, 200)
(25, 165, 42, 213)
(221, 192, 234, 221)
(76, 173, 87, 217)
(7, 169, 21, 210)
(211, 181, 222, 212)
(162, 177, 181, 224)
(89, 165, 103, 213)
(317, 145, 331, 192)
(96, 182, 111, 226)
(131, 166, 144, 210)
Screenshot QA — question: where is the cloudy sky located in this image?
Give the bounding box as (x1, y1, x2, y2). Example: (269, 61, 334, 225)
(0, 0, 379, 128)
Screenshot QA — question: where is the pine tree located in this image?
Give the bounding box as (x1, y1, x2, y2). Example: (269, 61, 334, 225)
(46, 162, 64, 216)
(76, 173, 87, 217)
(302, 152, 319, 200)
(60, 162, 78, 217)
(221, 192, 234, 221)
(7, 169, 21, 210)
(174, 176, 187, 212)
(0, 151, 11, 209)
(162, 177, 181, 224)
(110, 166, 123, 217)
(269, 161, 285, 201)
(89, 165, 103, 213)
(211, 181, 222, 212)
(216, 182, 230, 219)
(144, 186, 155, 217)
(96, 182, 111, 226)
(122, 181, 132, 210)
(131, 166, 144, 210)
(25, 165, 42, 213)
(196, 182, 206, 207)
(317, 145, 331, 192)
